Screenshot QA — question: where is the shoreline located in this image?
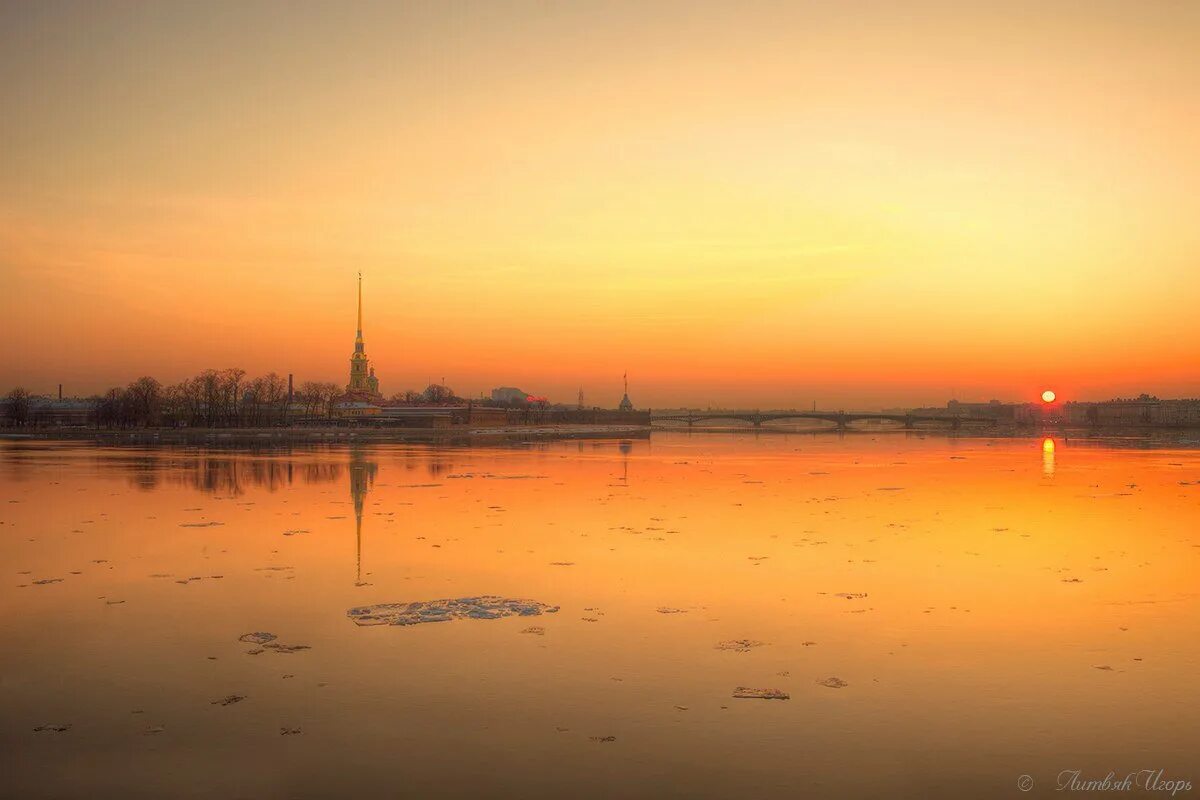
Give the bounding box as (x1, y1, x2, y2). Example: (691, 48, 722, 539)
(0, 424, 656, 446)
(3, 423, 1200, 448)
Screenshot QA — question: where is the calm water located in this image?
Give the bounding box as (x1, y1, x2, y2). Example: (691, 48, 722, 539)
(2, 434, 1198, 799)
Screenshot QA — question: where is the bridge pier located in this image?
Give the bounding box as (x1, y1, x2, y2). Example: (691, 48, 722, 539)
(836, 412, 848, 431)
(904, 415, 914, 430)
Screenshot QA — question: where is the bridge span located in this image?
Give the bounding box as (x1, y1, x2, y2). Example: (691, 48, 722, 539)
(650, 410, 993, 430)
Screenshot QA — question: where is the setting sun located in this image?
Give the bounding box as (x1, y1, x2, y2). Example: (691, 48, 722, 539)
(1042, 390, 1056, 403)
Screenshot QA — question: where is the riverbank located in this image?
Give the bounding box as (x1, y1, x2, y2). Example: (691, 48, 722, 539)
(0, 424, 654, 446)
(4, 423, 1200, 449)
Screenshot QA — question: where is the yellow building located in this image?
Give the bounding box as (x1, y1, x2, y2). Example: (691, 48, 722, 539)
(346, 273, 381, 399)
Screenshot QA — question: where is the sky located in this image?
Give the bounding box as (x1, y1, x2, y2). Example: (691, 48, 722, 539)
(1, 0, 1198, 409)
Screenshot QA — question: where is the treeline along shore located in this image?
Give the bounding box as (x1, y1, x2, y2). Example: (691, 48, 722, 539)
(1, 369, 649, 431)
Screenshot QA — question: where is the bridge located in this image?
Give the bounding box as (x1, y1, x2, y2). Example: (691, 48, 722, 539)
(650, 410, 994, 430)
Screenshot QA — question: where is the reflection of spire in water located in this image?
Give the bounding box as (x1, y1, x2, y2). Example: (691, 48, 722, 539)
(619, 439, 632, 484)
(348, 446, 378, 586)
(1042, 438, 1056, 476)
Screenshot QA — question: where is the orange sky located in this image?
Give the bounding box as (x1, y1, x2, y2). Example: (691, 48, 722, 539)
(1, 0, 1197, 408)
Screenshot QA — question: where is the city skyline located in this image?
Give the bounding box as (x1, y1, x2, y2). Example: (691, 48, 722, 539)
(3, 1, 1199, 407)
(4, 267, 1198, 410)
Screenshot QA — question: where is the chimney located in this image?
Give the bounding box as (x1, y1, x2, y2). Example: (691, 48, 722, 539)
(58, 384, 63, 400)
(288, 373, 294, 404)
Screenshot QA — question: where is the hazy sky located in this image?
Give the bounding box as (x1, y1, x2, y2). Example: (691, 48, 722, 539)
(2, 0, 1197, 408)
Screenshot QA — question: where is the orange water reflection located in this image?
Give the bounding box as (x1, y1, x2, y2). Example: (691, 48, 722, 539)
(1, 435, 1198, 798)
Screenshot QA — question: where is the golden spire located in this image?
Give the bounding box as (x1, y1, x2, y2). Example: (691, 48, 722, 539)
(356, 271, 363, 339)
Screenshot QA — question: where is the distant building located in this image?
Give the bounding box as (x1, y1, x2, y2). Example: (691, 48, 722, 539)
(618, 372, 634, 411)
(345, 273, 381, 401)
(0, 395, 91, 427)
(946, 399, 1015, 420)
(1063, 396, 1200, 427)
(333, 400, 381, 418)
(491, 387, 528, 404)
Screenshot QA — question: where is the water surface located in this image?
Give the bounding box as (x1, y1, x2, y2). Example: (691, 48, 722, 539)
(2, 434, 1198, 798)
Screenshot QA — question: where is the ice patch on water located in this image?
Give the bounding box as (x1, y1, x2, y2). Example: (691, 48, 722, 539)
(715, 639, 767, 652)
(732, 687, 789, 700)
(238, 632, 277, 645)
(347, 596, 559, 627)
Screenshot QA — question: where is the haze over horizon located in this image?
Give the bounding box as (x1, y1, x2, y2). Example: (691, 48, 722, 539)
(2, 1, 1198, 408)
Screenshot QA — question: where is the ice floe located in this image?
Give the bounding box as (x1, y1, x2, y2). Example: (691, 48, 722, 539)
(347, 596, 559, 627)
(732, 687, 789, 700)
(239, 632, 277, 645)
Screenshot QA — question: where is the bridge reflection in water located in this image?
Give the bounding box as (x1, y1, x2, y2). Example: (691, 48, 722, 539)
(650, 410, 990, 430)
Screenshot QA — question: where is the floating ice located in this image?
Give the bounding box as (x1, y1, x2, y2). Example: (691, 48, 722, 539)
(715, 639, 767, 652)
(33, 723, 71, 733)
(817, 677, 848, 689)
(211, 695, 246, 706)
(732, 687, 789, 700)
(347, 596, 559, 627)
(239, 632, 277, 645)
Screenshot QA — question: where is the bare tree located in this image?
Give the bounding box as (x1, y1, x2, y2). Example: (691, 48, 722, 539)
(248, 372, 287, 425)
(421, 383, 456, 404)
(219, 368, 246, 426)
(126, 376, 163, 426)
(300, 381, 324, 419)
(4, 387, 31, 426)
(318, 382, 340, 418)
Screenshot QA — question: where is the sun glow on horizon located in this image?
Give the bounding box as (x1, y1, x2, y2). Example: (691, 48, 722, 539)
(1042, 390, 1057, 404)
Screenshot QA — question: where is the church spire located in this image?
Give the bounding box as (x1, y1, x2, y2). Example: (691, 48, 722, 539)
(356, 271, 363, 341)
(347, 272, 380, 398)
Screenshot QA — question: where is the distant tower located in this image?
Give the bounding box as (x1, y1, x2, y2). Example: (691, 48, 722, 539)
(618, 371, 633, 411)
(347, 272, 381, 399)
(577, 387, 585, 410)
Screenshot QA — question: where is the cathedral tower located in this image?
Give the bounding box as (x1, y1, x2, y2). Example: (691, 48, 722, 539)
(347, 273, 381, 398)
